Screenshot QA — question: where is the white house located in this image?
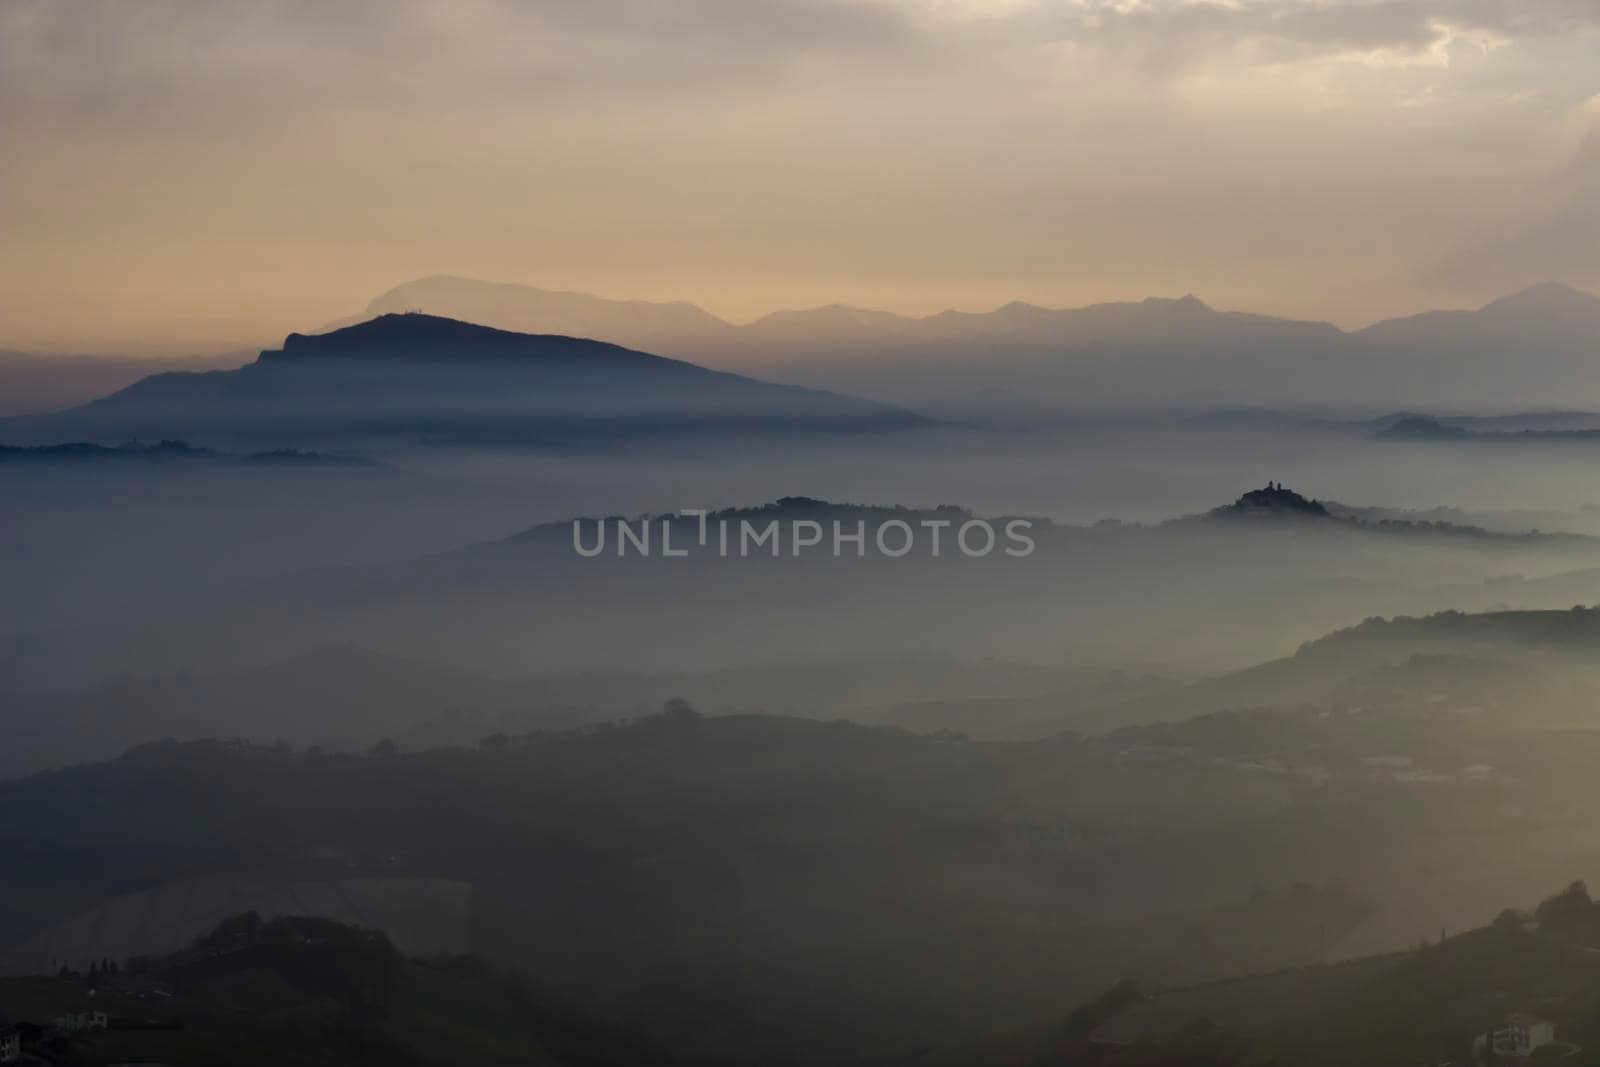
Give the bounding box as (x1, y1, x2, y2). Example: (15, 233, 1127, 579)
(1492, 1012, 1556, 1058)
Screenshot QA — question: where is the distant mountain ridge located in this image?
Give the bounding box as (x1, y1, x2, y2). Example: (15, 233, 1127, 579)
(328, 277, 1600, 410)
(352, 275, 1351, 350)
(1360, 280, 1600, 339)
(1373, 413, 1600, 446)
(357, 276, 1600, 337)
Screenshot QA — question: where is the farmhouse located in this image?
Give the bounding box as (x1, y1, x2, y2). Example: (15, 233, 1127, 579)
(1492, 1012, 1556, 1058)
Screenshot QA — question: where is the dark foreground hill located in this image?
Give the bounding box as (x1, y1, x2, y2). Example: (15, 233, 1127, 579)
(964, 881, 1600, 1067)
(0, 313, 924, 450)
(0, 912, 676, 1067)
(926, 921, 1600, 1066)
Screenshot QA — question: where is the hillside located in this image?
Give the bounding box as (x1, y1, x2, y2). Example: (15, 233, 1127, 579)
(907, 878, 1600, 1066)
(1089, 605, 1600, 733)
(1066, 914, 1600, 1067)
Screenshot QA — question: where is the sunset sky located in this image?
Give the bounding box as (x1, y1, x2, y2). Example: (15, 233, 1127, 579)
(3, 0, 1598, 354)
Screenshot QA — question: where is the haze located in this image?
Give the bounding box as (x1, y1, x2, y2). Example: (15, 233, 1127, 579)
(4, 0, 1599, 354)
(13, 6, 1600, 1066)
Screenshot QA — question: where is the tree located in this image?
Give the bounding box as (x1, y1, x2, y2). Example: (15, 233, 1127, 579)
(1536, 880, 1593, 933)
(1493, 907, 1529, 932)
(661, 697, 701, 722)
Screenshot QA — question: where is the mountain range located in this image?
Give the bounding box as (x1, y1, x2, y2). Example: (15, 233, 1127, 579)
(6, 278, 1599, 423)
(344, 276, 1600, 410)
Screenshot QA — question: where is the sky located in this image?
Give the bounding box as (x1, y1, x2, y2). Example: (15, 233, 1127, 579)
(2, 0, 1599, 355)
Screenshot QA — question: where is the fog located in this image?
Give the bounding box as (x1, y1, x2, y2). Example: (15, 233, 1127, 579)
(13, 415, 1600, 668)
(9, 0, 1600, 1060)
(13, 338, 1600, 1064)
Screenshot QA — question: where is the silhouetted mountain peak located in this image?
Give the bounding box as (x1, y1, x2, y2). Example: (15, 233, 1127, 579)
(1480, 281, 1600, 319)
(1, 312, 927, 449)
(261, 313, 663, 366)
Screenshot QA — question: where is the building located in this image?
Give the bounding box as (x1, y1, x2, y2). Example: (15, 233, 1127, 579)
(54, 1008, 108, 1033)
(0, 1017, 18, 1064)
(1491, 1012, 1556, 1058)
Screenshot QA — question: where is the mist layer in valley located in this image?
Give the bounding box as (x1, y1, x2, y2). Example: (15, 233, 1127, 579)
(8, 306, 1600, 1065)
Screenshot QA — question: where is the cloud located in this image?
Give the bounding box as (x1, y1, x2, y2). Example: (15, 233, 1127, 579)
(0, 0, 914, 127)
(3, 0, 1600, 351)
(3, 0, 1596, 138)
(1030, 0, 1600, 58)
(7, 1, 1596, 118)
